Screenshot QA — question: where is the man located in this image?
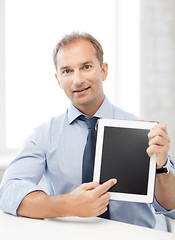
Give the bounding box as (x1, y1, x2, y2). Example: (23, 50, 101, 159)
(0, 32, 175, 231)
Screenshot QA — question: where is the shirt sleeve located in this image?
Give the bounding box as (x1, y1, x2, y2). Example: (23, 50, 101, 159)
(152, 155, 175, 219)
(0, 124, 48, 216)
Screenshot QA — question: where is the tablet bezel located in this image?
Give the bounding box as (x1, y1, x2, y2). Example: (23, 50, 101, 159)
(93, 119, 157, 203)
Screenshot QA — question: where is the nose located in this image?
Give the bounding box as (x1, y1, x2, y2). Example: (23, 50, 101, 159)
(73, 70, 84, 86)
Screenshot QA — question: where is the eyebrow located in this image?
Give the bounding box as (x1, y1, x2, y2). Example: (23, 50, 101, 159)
(59, 61, 94, 71)
(81, 61, 93, 66)
(60, 66, 70, 71)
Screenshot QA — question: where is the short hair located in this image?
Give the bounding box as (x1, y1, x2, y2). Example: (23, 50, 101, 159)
(53, 32, 104, 70)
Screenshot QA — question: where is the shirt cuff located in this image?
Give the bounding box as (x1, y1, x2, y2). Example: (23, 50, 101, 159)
(153, 155, 175, 218)
(168, 155, 175, 174)
(0, 179, 44, 216)
(153, 198, 175, 218)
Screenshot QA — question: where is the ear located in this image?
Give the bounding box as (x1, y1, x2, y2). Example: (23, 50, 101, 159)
(101, 63, 108, 81)
(55, 73, 62, 89)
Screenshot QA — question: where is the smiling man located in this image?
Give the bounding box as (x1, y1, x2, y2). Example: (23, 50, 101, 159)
(0, 32, 175, 231)
(55, 37, 108, 117)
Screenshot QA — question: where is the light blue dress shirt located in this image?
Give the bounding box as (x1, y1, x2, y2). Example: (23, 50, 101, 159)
(0, 97, 175, 230)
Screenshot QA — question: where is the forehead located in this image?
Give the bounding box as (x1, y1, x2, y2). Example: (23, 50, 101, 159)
(56, 39, 98, 69)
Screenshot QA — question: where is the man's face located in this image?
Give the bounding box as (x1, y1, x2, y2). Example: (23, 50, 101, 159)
(55, 39, 108, 116)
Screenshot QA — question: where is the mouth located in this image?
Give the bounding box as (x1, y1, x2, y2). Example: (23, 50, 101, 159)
(73, 87, 90, 94)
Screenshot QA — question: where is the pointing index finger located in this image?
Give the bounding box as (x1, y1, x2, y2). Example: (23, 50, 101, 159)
(94, 179, 117, 197)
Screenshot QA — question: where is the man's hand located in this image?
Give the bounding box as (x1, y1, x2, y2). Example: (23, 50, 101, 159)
(147, 123, 170, 168)
(66, 179, 117, 217)
(17, 179, 117, 219)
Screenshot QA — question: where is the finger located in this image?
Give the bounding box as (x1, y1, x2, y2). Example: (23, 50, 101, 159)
(138, 118, 144, 121)
(97, 193, 110, 208)
(98, 192, 110, 203)
(147, 145, 169, 168)
(148, 128, 169, 141)
(146, 144, 169, 158)
(97, 206, 108, 216)
(152, 123, 168, 134)
(149, 135, 168, 147)
(147, 145, 157, 157)
(93, 179, 117, 197)
(80, 181, 100, 191)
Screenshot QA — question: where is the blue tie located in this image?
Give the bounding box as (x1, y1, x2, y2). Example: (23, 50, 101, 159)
(82, 117, 98, 183)
(80, 116, 110, 219)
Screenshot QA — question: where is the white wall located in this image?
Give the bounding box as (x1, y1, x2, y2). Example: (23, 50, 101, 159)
(140, 0, 175, 157)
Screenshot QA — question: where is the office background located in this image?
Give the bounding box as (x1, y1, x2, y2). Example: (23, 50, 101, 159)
(0, 0, 175, 181)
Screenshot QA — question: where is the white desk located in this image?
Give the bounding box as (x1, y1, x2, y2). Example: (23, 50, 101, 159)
(0, 211, 174, 240)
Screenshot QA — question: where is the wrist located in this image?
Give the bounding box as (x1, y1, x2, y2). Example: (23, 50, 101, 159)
(51, 193, 73, 217)
(156, 156, 168, 169)
(156, 161, 170, 174)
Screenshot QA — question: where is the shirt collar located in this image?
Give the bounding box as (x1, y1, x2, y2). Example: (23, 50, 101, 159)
(67, 96, 113, 124)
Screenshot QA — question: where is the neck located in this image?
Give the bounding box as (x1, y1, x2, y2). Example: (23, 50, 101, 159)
(75, 96, 105, 117)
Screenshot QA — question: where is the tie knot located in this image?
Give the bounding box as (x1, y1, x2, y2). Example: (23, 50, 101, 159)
(86, 117, 98, 129)
(78, 115, 98, 129)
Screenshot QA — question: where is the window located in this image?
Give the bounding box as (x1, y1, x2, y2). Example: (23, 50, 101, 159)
(1, 0, 140, 152)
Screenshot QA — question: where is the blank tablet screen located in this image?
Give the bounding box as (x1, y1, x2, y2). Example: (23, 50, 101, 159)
(100, 126, 150, 195)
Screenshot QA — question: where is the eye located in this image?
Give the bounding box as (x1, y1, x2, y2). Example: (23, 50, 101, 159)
(62, 69, 71, 75)
(83, 65, 91, 70)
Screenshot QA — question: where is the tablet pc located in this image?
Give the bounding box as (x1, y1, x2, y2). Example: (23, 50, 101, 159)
(93, 119, 157, 203)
